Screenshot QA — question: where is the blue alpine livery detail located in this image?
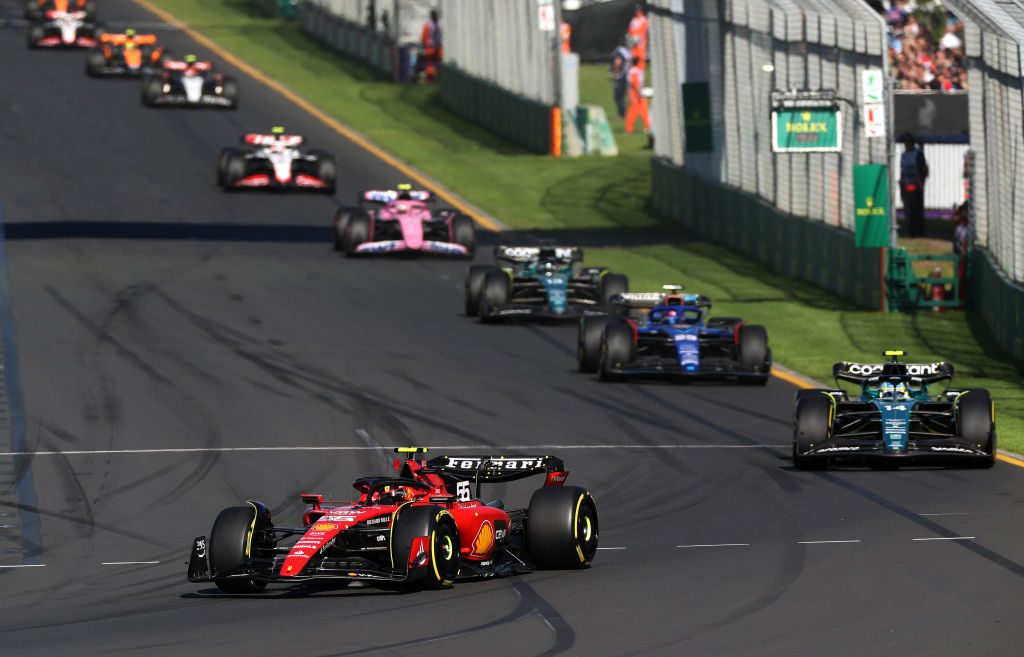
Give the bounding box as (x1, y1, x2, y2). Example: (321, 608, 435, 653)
(792, 350, 997, 469)
(577, 287, 772, 384)
(466, 245, 628, 322)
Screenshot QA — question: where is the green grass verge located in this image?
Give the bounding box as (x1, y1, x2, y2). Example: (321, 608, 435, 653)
(147, 0, 1024, 450)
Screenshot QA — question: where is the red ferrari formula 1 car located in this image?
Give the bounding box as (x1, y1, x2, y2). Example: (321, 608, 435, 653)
(187, 448, 598, 592)
(333, 185, 476, 257)
(27, 0, 98, 49)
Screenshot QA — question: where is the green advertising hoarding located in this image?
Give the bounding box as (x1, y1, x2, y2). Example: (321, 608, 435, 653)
(682, 82, 712, 153)
(772, 107, 841, 152)
(854, 164, 889, 248)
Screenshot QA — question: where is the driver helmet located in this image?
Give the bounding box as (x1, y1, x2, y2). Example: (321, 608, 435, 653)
(184, 54, 197, 64)
(396, 183, 413, 200)
(376, 486, 408, 506)
(895, 382, 909, 399)
(125, 28, 136, 37)
(662, 309, 683, 325)
(878, 381, 896, 399)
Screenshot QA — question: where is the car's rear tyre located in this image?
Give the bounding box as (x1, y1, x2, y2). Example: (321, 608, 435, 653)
(222, 154, 245, 190)
(141, 76, 162, 106)
(956, 389, 996, 468)
(738, 324, 770, 384)
(332, 210, 350, 251)
(390, 506, 459, 589)
(478, 270, 509, 323)
(793, 391, 832, 469)
(222, 77, 239, 109)
(464, 265, 496, 316)
(598, 321, 634, 381)
(526, 486, 598, 569)
(450, 215, 476, 256)
(27, 24, 44, 49)
(85, 49, 105, 76)
(83, 0, 97, 21)
(209, 505, 269, 594)
(706, 316, 743, 331)
(578, 314, 612, 373)
(599, 273, 628, 305)
(315, 156, 337, 194)
(343, 214, 371, 256)
(23, 0, 39, 19)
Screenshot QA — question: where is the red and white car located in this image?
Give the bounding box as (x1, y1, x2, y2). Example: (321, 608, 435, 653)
(334, 186, 476, 256)
(187, 448, 598, 592)
(217, 130, 336, 192)
(27, 0, 98, 49)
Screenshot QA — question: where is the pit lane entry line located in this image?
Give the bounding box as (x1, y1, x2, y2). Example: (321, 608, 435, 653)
(130, 0, 504, 234)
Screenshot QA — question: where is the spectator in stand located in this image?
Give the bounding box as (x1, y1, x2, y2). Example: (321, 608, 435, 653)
(881, 2, 968, 91)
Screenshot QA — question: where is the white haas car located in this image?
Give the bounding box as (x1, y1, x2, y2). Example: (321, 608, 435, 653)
(217, 130, 337, 193)
(141, 56, 239, 109)
(27, 6, 98, 48)
(333, 186, 475, 257)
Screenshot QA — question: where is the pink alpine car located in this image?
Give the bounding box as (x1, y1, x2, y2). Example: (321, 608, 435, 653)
(334, 186, 476, 257)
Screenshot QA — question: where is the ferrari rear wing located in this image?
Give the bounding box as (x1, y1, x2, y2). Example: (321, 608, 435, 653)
(424, 454, 567, 486)
(833, 360, 954, 385)
(494, 245, 583, 264)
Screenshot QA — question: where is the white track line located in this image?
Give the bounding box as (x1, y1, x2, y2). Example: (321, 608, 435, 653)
(0, 444, 786, 457)
(0, 564, 45, 568)
(597, 547, 627, 550)
(797, 540, 862, 544)
(911, 536, 975, 541)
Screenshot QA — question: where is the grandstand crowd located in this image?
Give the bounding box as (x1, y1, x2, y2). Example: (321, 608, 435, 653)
(881, 1, 968, 91)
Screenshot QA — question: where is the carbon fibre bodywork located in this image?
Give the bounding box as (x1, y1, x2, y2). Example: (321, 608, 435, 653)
(187, 450, 598, 591)
(792, 352, 997, 468)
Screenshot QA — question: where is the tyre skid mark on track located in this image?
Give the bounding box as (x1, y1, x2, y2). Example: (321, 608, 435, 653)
(823, 473, 1024, 577)
(0, 499, 164, 546)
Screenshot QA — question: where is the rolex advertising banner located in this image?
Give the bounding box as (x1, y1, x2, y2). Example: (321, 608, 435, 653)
(854, 164, 889, 247)
(772, 107, 841, 152)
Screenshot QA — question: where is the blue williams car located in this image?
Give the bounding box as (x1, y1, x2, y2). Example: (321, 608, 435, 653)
(577, 286, 771, 384)
(466, 245, 628, 322)
(792, 350, 996, 469)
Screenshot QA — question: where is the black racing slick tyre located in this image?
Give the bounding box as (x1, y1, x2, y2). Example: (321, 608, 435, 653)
(216, 148, 236, 187)
(793, 391, 833, 469)
(956, 389, 996, 468)
(222, 77, 240, 110)
(315, 156, 337, 194)
(598, 320, 634, 381)
(464, 265, 496, 316)
(526, 486, 598, 569)
(450, 215, 476, 256)
(85, 49, 106, 76)
(208, 505, 270, 594)
(478, 270, 509, 323)
(332, 210, 350, 251)
(343, 214, 371, 256)
(390, 505, 459, 589)
(141, 76, 162, 106)
(222, 154, 245, 190)
(28, 24, 44, 49)
(578, 314, 612, 373)
(599, 272, 628, 305)
(738, 324, 770, 385)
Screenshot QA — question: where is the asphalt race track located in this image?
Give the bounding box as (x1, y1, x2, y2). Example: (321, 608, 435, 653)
(2, 2, 1024, 656)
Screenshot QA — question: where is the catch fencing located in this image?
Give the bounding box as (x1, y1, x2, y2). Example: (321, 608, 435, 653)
(944, 0, 1024, 285)
(649, 0, 889, 232)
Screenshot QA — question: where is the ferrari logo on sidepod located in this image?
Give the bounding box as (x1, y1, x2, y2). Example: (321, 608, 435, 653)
(471, 521, 494, 558)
